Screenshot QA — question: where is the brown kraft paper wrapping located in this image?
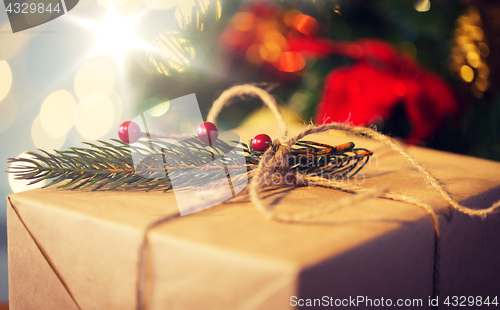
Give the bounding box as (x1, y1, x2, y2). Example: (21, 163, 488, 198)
(7, 123, 500, 309)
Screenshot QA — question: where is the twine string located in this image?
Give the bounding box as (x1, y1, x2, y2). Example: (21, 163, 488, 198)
(207, 84, 288, 137)
(136, 84, 500, 309)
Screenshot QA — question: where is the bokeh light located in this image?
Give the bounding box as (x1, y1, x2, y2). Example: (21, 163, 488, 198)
(393, 82, 406, 97)
(346, 44, 363, 59)
(40, 108, 67, 138)
(293, 14, 319, 36)
(449, 7, 489, 97)
(263, 31, 286, 62)
(223, 7, 316, 74)
(149, 100, 170, 117)
(175, 0, 221, 30)
(75, 92, 115, 140)
(399, 41, 417, 58)
(74, 59, 116, 100)
(149, 31, 195, 75)
(109, 92, 124, 129)
(264, 31, 287, 48)
(414, 0, 431, 12)
(276, 51, 305, 72)
(31, 114, 67, 151)
(115, 0, 145, 15)
(40, 90, 77, 137)
(231, 12, 255, 31)
(8, 153, 47, 193)
(283, 10, 301, 27)
(471, 26, 484, 41)
(0, 60, 13, 102)
(478, 64, 489, 78)
(475, 76, 488, 92)
(0, 93, 17, 133)
(175, 0, 200, 28)
(478, 42, 489, 57)
(246, 44, 265, 64)
(466, 52, 480, 68)
(333, 4, 341, 15)
(257, 22, 278, 41)
(0, 23, 30, 59)
(460, 65, 474, 83)
(144, 0, 180, 11)
(97, 0, 128, 7)
(288, 90, 311, 116)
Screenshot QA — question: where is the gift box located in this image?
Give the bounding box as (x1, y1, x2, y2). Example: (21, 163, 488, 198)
(7, 123, 500, 309)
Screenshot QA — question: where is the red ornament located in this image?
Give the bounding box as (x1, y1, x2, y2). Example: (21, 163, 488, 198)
(251, 134, 272, 152)
(197, 122, 219, 145)
(118, 121, 142, 144)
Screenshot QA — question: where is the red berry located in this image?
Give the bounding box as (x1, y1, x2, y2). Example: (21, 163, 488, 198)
(197, 122, 219, 145)
(251, 134, 272, 152)
(118, 121, 142, 144)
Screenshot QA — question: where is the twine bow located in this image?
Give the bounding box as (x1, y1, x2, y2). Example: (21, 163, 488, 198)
(136, 84, 500, 310)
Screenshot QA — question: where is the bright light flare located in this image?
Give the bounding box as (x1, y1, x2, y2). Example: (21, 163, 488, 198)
(73, 9, 153, 64)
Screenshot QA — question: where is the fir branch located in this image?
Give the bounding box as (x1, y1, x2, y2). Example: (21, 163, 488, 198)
(7, 138, 373, 192)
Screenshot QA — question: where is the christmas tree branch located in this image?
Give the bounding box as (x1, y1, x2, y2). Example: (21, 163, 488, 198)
(7, 138, 372, 192)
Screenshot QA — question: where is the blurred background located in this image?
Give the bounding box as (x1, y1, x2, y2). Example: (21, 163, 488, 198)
(1, 0, 500, 302)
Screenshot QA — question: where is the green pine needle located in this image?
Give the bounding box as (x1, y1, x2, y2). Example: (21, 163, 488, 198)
(7, 137, 372, 192)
